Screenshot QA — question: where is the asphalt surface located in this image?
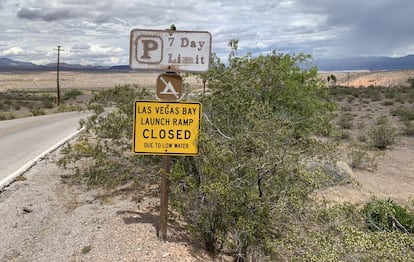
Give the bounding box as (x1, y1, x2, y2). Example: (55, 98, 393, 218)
(0, 111, 91, 188)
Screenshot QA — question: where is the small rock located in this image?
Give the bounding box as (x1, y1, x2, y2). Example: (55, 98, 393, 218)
(22, 207, 33, 214)
(14, 175, 27, 182)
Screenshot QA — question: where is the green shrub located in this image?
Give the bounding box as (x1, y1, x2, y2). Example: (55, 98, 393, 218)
(392, 107, 414, 121)
(58, 84, 154, 190)
(81, 245, 92, 254)
(346, 96, 355, 103)
(170, 53, 336, 259)
(375, 115, 389, 125)
(362, 198, 414, 233)
(55, 104, 82, 113)
(337, 113, 354, 129)
(394, 94, 406, 104)
(347, 147, 368, 169)
(340, 225, 414, 261)
(0, 102, 10, 110)
(341, 105, 352, 111)
(367, 117, 396, 149)
(382, 100, 394, 106)
(408, 77, 414, 88)
(338, 130, 351, 140)
(347, 142, 381, 170)
(42, 99, 55, 109)
(362, 87, 382, 101)
(356, 121, 365, 130)
(0, 112, 15, 120)
(30, 107, 45, 116)
(272, 202, 414, 261)
(401, 119, 414, 136)
(63, 89, 83, 100)
(357, 133, 367, 142)
(384, 88, 396, 99)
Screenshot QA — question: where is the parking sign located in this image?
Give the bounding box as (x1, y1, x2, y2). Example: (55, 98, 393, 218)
(130, 29, 211, 72)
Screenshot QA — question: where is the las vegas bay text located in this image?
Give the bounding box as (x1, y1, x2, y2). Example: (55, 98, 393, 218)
(133, 101, 201, 155)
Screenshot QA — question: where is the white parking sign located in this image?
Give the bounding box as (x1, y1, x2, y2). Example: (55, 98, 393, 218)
(130, 29, 211, 72)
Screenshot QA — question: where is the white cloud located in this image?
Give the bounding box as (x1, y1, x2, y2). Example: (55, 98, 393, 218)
(1, 0, 414, 65)
(2, 46, 24, 55)
(110, 56, 120, 64)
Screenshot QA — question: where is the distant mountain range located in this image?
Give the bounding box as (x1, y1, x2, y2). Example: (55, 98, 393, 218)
(2, 55, 414, 72)
(0, 57, 39, 70)
(0, 57, 118, 72)
(313, 55, 414, 71)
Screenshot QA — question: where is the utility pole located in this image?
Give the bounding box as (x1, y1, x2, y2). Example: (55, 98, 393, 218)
(55, 46, 63, 105)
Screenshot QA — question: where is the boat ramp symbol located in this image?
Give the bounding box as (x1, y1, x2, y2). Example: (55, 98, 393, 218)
(156, 73, 183, 100)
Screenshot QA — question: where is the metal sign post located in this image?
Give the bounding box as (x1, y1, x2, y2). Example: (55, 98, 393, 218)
(159, 155, 170, 240)
(130, 26, 210, 241)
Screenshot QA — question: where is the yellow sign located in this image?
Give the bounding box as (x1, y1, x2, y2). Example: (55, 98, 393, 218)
(133, 101, 201, 155)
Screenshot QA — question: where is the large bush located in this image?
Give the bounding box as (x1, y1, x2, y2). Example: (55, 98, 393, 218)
(367, 116, 397, 149)
(170, 53, 337, 260)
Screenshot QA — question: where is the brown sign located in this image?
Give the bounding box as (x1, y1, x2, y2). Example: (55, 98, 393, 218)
(156, 73, 183, 100)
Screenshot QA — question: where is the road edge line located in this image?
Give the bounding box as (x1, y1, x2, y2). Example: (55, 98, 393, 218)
(0, 127, 85, 190)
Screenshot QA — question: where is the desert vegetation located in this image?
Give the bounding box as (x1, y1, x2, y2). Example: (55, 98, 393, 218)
(1, 52, 414, 260)
(0, 88, 87, 120)
(52, 52, 414, 261)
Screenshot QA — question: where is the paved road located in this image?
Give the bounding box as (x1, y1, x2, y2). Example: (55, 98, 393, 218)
(0, 111, 91, 188)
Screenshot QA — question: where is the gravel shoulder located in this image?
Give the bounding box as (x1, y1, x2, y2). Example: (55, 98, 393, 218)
(0, 150, 212, 262)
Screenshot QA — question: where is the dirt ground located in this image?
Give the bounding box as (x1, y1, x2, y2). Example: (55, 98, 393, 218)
(317, 70, 414, 205)
(319, 136, 414, 205)
(0, 150, 214, 261)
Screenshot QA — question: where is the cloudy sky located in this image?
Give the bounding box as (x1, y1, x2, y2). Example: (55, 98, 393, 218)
(1, 0, 414, 66)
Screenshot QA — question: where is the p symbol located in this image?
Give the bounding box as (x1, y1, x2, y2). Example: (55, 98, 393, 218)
(137, 36, 163, 64)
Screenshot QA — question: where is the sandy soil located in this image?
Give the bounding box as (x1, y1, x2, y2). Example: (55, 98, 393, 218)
(0, 150, 213, 262)
(2, 69, 412, 94)
(320, 136, 414, 205)
(0, 71, 203, 92)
